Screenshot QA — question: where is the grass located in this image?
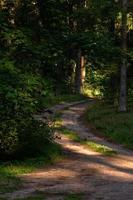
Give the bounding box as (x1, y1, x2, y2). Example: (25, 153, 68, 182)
(0, 143, 63, 194)
(53, 113, 63, 129)
(82, 141, 116, 156)
(60, 128, 81, 142)
(59, 128, 116, 156)
(85, 102, 133, 150)
(65, 194, 82, 200)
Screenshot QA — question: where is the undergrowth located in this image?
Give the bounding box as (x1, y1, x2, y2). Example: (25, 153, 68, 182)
(85, 102, 133, 149)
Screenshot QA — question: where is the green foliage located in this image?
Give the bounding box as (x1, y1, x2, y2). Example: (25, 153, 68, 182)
(0, 116, 53, 159)
(0, 55, 55, 159)
(0, 51, 53, 159)
(86, 65, 119, 102)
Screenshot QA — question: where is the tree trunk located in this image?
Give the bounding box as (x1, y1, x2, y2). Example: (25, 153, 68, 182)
(119, 0, 127, 112)
(74, 0, 86, 94)
(75, 49, 85, 94)
(81, 55, 86, 85)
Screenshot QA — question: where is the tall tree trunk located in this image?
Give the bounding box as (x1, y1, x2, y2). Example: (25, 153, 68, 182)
(74, 0, 86, 94)
(75, 49, 85, 94)
(81, 55, 86, 86)
(119, 0, 127, 112)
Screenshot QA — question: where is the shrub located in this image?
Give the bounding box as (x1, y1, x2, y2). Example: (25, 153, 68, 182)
(0, 26, 57, 160)
(0, 116, 53, 160)
(0, 58, 54, 160)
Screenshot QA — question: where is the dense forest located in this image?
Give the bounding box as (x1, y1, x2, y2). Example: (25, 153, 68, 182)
(0, 0, 133, 160)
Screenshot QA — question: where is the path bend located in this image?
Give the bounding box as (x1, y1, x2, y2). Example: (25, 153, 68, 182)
(2, 101, 133, 200)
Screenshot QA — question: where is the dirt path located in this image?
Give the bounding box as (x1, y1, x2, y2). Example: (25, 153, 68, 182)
(2, 102, 133, 200)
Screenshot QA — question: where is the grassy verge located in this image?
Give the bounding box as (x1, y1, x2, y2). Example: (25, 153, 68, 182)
(0, 143, 63, 194)
(85, 102, 133, 150)
(54, 112, 116, 156)
(58, 128, 116, 156)
(82, 141, 116, 156)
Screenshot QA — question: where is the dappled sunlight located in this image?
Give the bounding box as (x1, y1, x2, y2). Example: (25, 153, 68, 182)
(4, 153, 133, 199)
(57, 135, 100, 156)
(20, 134, 133, 186)
(106, 155, 133, 169)
(57, 137, 133, 180)
(22, 168, 78, 180)
(2, 103, 133, 200)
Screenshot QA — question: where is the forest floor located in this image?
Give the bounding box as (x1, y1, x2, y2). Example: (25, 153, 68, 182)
(0, 101, 133, 200)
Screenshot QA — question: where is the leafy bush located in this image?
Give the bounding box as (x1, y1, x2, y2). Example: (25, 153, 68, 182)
(0, 12, 75, 161)
(0, 57, 54, 160)
(0, 116, 53, 159)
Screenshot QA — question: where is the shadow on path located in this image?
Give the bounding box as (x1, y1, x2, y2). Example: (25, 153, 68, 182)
(1, 102, 133, 200)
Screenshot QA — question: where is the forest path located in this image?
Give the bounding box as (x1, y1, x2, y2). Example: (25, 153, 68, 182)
(2, 102, 133, 200)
